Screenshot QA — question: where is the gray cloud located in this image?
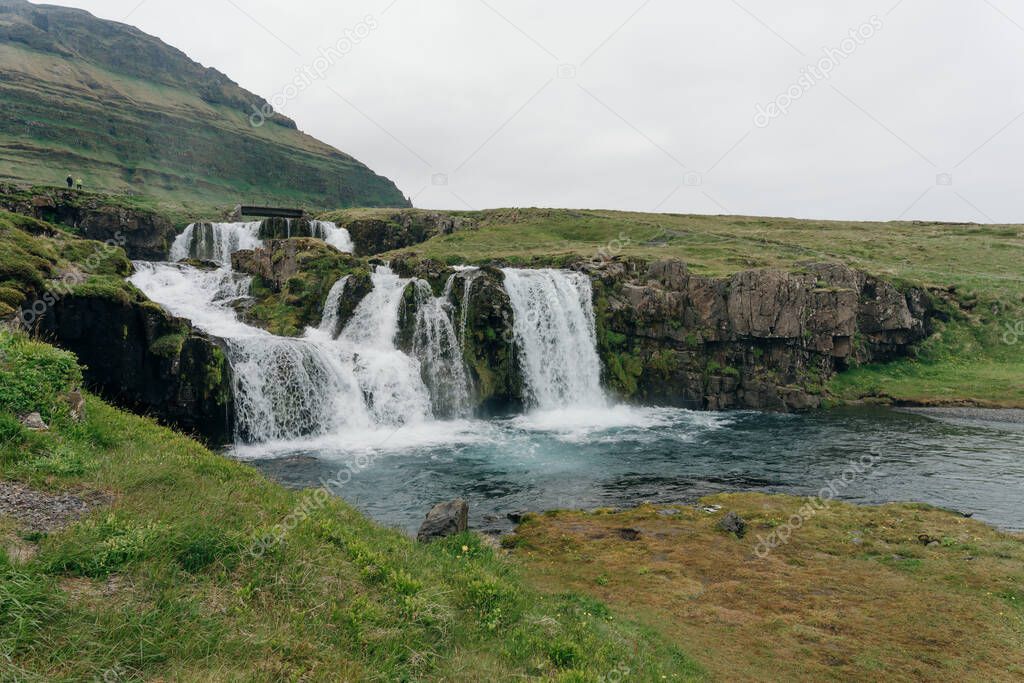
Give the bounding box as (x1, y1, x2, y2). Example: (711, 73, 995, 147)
(61, 0, 1024, 222)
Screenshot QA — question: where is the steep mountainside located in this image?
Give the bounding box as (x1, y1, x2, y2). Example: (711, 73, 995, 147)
(0, 0, 409, 213)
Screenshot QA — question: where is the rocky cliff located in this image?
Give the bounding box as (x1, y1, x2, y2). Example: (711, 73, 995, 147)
(33, 289, 233, 444)
(582, 258, 940, 411)
(0, 184, 177, 259)
(319, 210, 476, 256)
(0, 209, 233, 444)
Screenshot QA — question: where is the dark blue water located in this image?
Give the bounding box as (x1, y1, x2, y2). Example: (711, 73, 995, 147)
(238, 406, 1024, 534)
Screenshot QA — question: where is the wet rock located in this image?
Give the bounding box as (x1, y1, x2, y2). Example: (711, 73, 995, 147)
(18, 412, 48, 431)
(507, 511, 529, 524)
(417, 499, 469, 542)
(717, 511, 747, 538)
(34, 290, 234, 445)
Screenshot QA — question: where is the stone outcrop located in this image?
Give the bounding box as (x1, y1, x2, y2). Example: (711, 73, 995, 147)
(0, 184, 177, 260)
(33, 289, 234, 445)
(452, 267, 523, 414)
(582, 258, 939, 411)
(231, 239, 362, 336)
(328, 210, 475, 256)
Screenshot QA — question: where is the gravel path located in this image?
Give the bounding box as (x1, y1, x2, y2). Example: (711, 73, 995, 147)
(0, 480, 110, 533)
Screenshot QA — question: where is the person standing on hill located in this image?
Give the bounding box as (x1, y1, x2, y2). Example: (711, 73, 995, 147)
(66, 175, 73, 188)
(76, 178, 83, 190)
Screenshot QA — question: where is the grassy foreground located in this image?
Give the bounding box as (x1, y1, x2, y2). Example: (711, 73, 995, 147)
(367, 207, 1024, 408)
(511, 496, 1024, 682)
(0, 332, 700, 681)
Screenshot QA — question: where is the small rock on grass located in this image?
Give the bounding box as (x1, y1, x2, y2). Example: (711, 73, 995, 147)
(717, 511, 747, 538)
(18, 412, 48, 431)
(64, 390, 85, 421)
(417, 499, 468, 542)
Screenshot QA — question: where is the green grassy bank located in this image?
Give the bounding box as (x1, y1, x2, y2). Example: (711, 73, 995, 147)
(0, 331, 699, 681)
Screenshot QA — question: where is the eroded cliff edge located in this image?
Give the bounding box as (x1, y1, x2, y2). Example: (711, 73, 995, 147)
(581, 258, 941, 411)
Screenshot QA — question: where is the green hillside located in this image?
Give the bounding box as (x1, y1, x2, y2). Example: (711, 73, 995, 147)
(0, 0, 409, 216)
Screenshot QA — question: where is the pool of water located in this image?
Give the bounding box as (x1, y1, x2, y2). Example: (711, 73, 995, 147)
(236, 406, 1024, 534)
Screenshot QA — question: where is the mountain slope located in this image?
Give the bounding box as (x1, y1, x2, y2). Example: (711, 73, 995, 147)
(0, 0, 409, 213)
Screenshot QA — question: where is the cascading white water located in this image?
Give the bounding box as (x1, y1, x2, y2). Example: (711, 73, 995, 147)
(310, 220, 355, 253)
(502, 268, 605, 410)
(453, 267, 481, 348)
(169, 222, 263, 264)
(339, 267, 433, 426)
(168, 220, 354, 263)
(129, 261, 372, 442)
(319, 275, 349, 337)
(410, 278, 471, 418)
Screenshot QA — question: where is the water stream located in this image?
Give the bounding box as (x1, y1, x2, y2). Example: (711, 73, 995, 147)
(130, 226, 1024, 534)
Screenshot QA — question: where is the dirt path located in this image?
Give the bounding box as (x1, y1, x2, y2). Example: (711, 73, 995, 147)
(0, 480, 110, 532)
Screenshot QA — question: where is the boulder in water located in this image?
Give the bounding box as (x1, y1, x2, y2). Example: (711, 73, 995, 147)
(417, 499, 469, 542)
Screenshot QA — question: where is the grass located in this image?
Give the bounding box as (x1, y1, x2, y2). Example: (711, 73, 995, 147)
(511, 495, 1024, 682)
(0, 209, 135, 318)
(0, 331, 700, 681)
(378, 207, 1024, 407)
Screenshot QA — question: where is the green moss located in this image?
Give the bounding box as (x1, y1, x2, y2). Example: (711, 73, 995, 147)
(0, 286, 23, 308)
(648, 349, 680, 377)
(606, 352, 645, 397)
(149, 333, 186, 358)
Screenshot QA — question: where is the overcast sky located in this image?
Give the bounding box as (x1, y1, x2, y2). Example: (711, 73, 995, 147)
(53, 0, 1024, 222)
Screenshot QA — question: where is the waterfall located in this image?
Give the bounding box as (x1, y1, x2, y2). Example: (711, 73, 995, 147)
(134, 245, 607, 444)
(169, 222, 263, 264)
(410, 278, 471, 418)
(131, 262, 430, 442)
(169, 220, 353, 263)
(228, 334, 370, 443)
(129, 261, 373, 442)
(310, 220, 355, 253)
(454, 267, 481, 348)
(339, 267, 433, 426)
(319, 276, 349, 337)
(501, 268, 605, 410)
(132, 260, 440, 442)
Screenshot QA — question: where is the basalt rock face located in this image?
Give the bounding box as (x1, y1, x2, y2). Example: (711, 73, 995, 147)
(451, 267, 523, 414)
(339, 211, 475, 256)
(33, 290, 233, 445)
(0, 185, 176, 260)
(583, 259, 936, 412)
